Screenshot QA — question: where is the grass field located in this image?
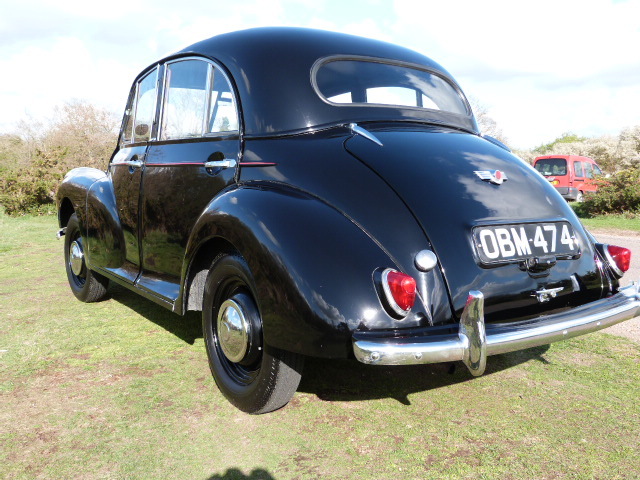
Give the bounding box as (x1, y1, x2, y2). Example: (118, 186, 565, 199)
(570, 204, 640, 233)
(1, 212, 640, 480)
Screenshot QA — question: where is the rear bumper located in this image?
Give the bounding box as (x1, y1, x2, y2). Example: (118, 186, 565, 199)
(555, 186, 579, 201)
(353, 283, 640, 375)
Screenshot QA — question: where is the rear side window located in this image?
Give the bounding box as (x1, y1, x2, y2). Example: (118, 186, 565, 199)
(314, 59, 468, 115)
(208, 70, 239, 133)
(584, 162, 594, 179)
(535, 158, 567, 176)
(574, 162, 584, 178)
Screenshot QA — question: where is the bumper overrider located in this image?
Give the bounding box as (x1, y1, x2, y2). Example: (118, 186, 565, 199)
(353, 283, 640, 375)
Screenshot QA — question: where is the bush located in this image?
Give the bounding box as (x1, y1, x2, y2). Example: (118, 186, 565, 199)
(0, 101, 118, 216)
(580, 168, 640, 216)
(0, 148, 67, 215)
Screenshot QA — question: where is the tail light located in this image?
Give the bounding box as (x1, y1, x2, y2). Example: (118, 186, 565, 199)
(381, 269, 417, 317)
(604, 244, 631, 277)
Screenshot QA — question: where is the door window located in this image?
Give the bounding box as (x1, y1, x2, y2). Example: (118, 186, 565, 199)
(120, 67, 159, 145)
(160, 58, 239, 140)
(574, 162, 584, 178)
(162, 60, 210, 139)
(134, 70, 159, 142)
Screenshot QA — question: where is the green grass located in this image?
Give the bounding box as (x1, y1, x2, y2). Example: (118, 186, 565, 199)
(571, 204, 640, 232)
(1, 213, 640, 479)
(578, 214, 640, 233)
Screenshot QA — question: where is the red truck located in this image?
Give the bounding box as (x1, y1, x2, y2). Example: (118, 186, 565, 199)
(533, 155, 603, 202)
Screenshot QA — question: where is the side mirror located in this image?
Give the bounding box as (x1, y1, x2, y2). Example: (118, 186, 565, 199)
(135, 123, 150, 137)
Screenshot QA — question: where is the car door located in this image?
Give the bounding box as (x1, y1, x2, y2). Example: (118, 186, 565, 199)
(583, 162, 597, 193)
(138, 58, 240, 302)
(572, 160, 586, 193)
(107, 66, 160, 283)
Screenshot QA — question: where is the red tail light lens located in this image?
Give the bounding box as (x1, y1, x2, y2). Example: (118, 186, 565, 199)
(382, 269, 417, 316)
(606, 245, 631, 276)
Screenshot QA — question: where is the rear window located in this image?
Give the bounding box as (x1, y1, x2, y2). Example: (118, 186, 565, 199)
(535, 158, 567, 176)
(314, 59, 468, 115)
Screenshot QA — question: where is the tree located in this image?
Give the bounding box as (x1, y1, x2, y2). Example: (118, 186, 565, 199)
(469, 97, 509, 146)
(0, 101, 119, 215)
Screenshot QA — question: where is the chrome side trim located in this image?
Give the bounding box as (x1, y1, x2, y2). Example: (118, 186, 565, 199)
(349, 123, 383, 147)
(353, 283, 640, 372)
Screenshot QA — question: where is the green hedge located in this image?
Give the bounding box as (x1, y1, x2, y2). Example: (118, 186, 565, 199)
(578, 168, 640, 216)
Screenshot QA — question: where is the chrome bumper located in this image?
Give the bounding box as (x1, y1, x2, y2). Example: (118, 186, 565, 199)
(353, 283, 640, 375)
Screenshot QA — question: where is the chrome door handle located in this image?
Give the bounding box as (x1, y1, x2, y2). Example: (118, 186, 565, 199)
(124, 160, 143, 168)
(204, 159, 237, 169)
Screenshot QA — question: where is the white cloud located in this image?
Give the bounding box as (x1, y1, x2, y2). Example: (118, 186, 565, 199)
(389, 0, 640, 147)
(0, 0, 637, 148)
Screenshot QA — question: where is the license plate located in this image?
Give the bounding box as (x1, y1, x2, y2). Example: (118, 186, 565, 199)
(473, 222, 580, 265)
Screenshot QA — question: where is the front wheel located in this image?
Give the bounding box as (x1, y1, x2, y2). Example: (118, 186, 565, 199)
(202, 253, 303, 414)
(64, 213, 109, 302)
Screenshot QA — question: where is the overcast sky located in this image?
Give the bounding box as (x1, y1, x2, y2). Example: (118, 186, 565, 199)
(1, 0, 638, 149)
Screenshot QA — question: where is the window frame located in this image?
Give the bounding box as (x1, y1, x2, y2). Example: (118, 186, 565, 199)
(119, 66, 160, 147)
(311, 54, 471, 117)
(134, 67, 160, 144)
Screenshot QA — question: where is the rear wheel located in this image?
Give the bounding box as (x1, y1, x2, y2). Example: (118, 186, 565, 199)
(202, 253, 303, 414)
(64, 214, 109, 302)
(575, 191, 584, 202)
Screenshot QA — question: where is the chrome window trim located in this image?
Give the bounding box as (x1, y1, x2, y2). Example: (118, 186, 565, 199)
(157, 56, 240, 142)
(311, 54, 472, 117)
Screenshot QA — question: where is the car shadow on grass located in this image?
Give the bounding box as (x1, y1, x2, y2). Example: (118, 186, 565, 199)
(108, 284, 202, 345)
(205, 468, 275, 480)
(106, 284, 550, 406)
(298, 345, 550, 405)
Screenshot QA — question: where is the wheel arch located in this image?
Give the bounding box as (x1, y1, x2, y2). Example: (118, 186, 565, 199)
(184, 236, 239, 312)
(180, 183, 427, 358)
(58, 197, 75, 228)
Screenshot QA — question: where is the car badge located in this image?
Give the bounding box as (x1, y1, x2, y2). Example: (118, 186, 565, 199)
(474, 170, 508, 185)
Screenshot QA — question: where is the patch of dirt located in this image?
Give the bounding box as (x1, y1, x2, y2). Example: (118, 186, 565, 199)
(588, 227, 640, 238)
(603, 317, 640, 343)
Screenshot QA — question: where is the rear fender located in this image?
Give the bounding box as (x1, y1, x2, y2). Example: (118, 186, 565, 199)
(183, 184, 430, 358)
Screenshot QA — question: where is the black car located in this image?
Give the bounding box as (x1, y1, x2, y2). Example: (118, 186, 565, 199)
(56, 27, 640, 414)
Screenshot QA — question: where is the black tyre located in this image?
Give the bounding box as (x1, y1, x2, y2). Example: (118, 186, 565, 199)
(64, 213, 109, 302)
(202, 253, 303, 414)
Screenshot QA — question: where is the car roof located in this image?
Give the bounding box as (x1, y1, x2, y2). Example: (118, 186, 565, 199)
(170, 27, 478, 137)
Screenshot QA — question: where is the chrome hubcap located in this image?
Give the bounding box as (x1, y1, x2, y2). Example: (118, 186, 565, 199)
(217, 299, 250, 363)
(69, 240, 84, 276)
